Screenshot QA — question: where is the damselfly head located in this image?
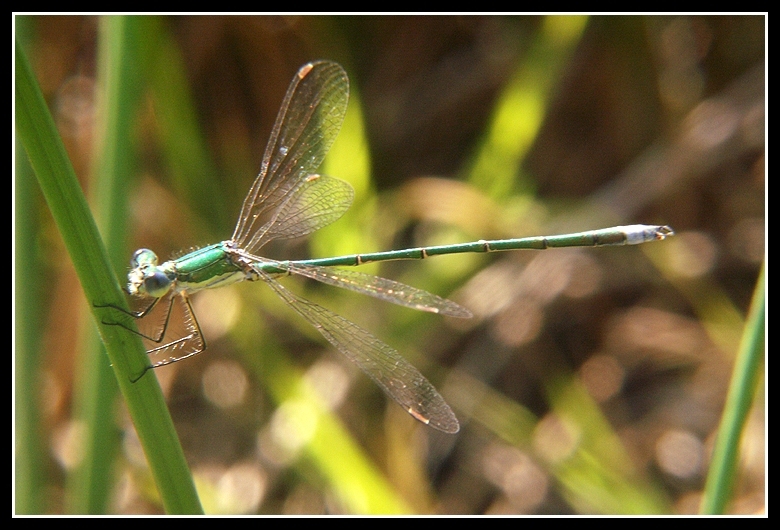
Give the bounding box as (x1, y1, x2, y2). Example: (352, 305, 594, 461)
(127, 248, 173, 298)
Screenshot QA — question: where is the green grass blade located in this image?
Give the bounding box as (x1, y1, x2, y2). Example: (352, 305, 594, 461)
(243, 338, 412, 514)
(14, 123, 46, 515)
(65, 15, 147, 514)
(466, 15, 589, 199)
(146, 16, 230, 235)
(700, 261, 765, 514)
(545, 375, 670, 514)
(15, 37, 203, 515)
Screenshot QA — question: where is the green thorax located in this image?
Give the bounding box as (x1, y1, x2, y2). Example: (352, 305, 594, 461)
(170, 242, 248, 293)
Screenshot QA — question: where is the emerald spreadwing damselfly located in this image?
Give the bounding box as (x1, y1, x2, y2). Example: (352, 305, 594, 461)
(102, 61, 673, 433)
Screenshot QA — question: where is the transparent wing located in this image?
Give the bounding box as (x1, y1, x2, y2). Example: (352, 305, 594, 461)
(258, 270, 460, 433)
(232, 61, 350, 254)
(254, 174, 354, 247)
(283, 262, 472, 318)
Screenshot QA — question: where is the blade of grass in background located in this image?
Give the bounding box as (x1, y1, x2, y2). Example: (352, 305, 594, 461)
(15, 32, 203, 515)
(466, 15, 589, 200)
(544, 375, 670, 513)
(700, 261, 765, 514)
(142, 20, 416, 513)
(242, 336, 412, 514)
(457, 14, 672, 514)
(14, 16, 48, 515)
(14, 114, 46, 516)
(302, 61, 415, 513)
(146, 16, 231, 236)
(65, 15, 148, 514)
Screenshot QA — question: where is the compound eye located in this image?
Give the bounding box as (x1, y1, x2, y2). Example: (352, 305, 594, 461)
(131, 248, 158, 268)
(143, 271, 171, 298)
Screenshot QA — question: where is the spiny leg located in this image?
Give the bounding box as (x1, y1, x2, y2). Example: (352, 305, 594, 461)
(100, 293, 207, 382)
(97, 295, 175, 344)
(143, 292, 206, 367)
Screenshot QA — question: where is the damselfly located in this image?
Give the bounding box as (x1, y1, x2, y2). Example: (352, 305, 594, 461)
(103, 61, 673, 433)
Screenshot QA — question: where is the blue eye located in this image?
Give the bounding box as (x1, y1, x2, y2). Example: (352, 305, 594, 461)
(143, 271, 171, 298)
(131, 248, 158, 268)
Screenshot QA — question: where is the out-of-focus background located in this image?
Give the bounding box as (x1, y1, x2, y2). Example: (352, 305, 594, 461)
(15, 15, 764, 515)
